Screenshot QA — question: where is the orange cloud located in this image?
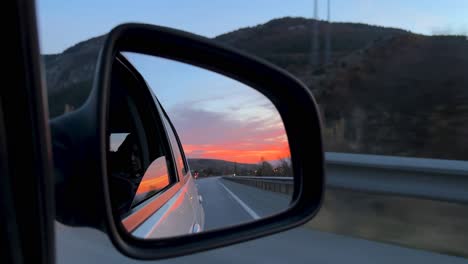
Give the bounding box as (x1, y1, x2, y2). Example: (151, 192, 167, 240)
(170, 102, 291, 164)
(183, 140, 290, 164)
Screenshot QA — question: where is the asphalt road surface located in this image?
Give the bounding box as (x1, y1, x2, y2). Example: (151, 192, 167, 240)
(55, 177, 467, 263)
(195, 176, 290, 230)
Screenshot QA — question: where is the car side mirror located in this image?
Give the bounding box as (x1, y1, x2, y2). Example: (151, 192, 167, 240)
(50, 23, 324, 260)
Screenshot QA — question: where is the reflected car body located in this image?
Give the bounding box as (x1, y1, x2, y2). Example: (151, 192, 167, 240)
(126, 171, 205, 239)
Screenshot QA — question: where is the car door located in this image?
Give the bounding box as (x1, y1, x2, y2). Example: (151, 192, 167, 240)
(1, 0, 54, 264)
(160, 109, 205, 234)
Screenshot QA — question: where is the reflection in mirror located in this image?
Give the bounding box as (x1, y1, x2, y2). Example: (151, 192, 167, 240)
(107, 52, 293, 240)
(132, 156, 170, 207)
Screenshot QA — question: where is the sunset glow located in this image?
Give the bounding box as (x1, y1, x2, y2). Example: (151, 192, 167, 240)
(171, 106, 291, 164)
(135, 157, 170, 195)
(182, 143, 290, 164)
(136, 176, 170, 195)
(125, 53, 291, 164)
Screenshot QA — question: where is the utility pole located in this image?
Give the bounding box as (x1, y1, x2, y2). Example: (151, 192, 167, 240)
(311, 0, 320, 67)
(325, 0, 331, 65)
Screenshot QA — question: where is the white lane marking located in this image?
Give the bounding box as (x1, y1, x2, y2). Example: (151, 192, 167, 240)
(218, 180, 260, 220)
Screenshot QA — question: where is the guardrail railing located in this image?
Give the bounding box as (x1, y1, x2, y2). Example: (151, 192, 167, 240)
(223, 176, 294, 195)
(222, 152, 468, 203)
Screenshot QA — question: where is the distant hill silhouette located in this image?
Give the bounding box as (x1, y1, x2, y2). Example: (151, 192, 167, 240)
(187, 159, 258, 177)
(44, 35, 105, 116)
(43, 17, 468, 160)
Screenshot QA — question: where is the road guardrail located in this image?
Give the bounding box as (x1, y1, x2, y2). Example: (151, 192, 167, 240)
(223, 176, 294, 195)
(223, 152, 468, 203)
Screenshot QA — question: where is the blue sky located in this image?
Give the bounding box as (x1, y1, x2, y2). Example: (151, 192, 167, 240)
(37, 0, 468, 54)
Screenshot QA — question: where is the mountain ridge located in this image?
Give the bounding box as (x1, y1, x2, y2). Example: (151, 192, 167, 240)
(43, 17, 468, 161)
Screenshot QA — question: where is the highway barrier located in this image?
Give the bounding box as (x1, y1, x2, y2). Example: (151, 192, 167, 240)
(223, 176, 294, 195)
(223, 152, 468, 203)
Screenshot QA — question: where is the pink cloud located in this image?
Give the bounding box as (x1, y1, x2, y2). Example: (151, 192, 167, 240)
(168, 105, 290, 163)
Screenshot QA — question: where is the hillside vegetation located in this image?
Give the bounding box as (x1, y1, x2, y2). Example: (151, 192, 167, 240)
(43, 17, 468, 160)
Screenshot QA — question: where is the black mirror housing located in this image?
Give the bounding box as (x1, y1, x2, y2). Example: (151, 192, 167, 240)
(52, 23, 325, 260)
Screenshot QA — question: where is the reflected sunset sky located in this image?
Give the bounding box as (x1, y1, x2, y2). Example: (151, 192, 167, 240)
(126, 53, 290, 164)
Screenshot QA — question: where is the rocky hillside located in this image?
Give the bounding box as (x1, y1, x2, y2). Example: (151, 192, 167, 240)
(310, 34, 468, 159)
(44, 17, 407, 117)
(44, 35, 105, 116)
(215, 17, 407, 73)
(43, 17, 468, 160)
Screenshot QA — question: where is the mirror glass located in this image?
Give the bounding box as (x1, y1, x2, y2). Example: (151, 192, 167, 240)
(107, 52, 294, 239)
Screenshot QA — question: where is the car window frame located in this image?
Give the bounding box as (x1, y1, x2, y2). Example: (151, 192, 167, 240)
(113, 55, 179, 187)
(162, 105, 190, 178)
(114, 55, 188, 232)
(161, 111, 189, 179)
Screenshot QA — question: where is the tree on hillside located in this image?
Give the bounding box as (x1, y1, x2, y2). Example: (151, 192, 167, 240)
(277, 156, 292, 176)
(256, 157, 274, 176)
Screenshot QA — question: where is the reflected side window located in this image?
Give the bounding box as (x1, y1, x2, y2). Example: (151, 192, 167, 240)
(108, 59, 175, 216)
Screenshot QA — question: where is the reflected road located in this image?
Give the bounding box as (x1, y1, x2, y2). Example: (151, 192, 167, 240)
(195, 176, 290, 230)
